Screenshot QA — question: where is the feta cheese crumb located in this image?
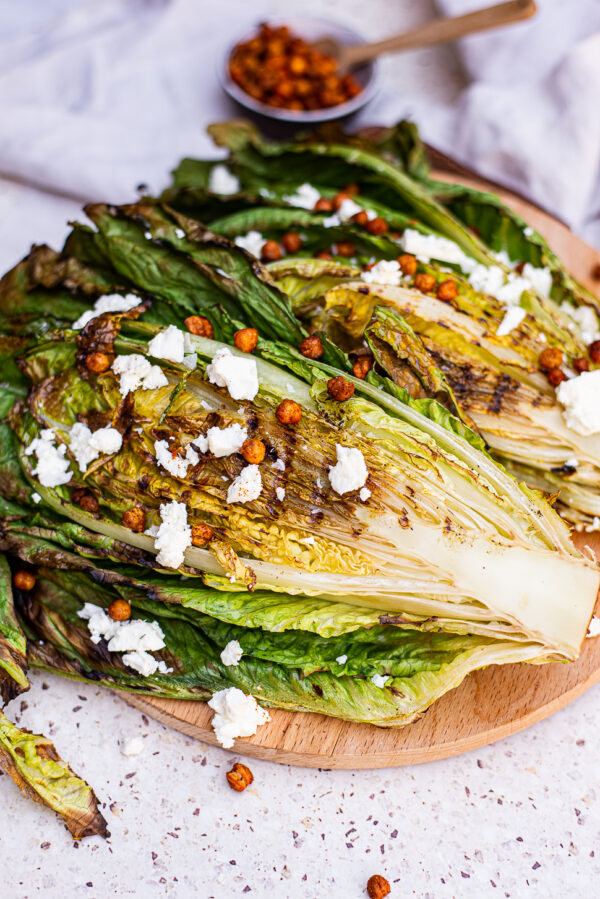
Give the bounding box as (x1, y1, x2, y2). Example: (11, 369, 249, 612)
(556, 370, 600, 436)
(220, 640, 243, 666)
(560, 302, 600, 345)
(148, 325, 185, 364)
(275, 486, 286, 502)
(469, 264, 505, 296)
(359, 486, 372, 502)
(584, 516, 600, 533)
(523, 226, 534, 237)
(77, 603, 169, 675)
(204, 423, 247, 457)
(496, 306, 527, 337)
(371, 673, 390, 688)
(329, 445, 369, 495)
(112, 354, 168, 396)
(283, 183, 321, 210)
(206, 347, 259, 401)
(234, 230, 265, 257)
(208, 687, 270, 748)
(337, 198, 372, 221)
(522, 263, 552, 298)
(587, 616, 600, 638)
(322, 214, 341, 228)
(121, 737, 144, 757)
(69, 422, 122, 472)
(31, 492, 41, 504)
(273, 458, 286, 471)
(25, 429, 72, 488)
(175, 227, 185, 239)
(72, 293, 141, 330)
(336, 654, 348, 665)
(227, 465, 262, 504)
(208, 163, 240, 195)
(361, 259, 402, 286)
(154, 439, 199, 477)
(154, 500, 192, 568)
(401, 228, 475, 271)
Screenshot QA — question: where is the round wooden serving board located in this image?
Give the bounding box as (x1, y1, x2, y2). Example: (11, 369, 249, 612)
(125, 164, 600, 768)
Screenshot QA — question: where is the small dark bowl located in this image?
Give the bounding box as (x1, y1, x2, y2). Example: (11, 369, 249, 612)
(218, 16, 379, 126)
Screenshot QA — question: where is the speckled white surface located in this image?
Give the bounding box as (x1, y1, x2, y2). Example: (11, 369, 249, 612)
(2, 2, 600, 897)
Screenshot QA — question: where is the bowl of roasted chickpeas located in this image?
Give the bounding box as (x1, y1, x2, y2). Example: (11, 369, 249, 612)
(220, 18, 379, 124)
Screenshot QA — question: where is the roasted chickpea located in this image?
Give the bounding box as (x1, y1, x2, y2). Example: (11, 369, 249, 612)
(539, 347, 564, 371)
(315, 249, 333, 260)
(288, 55, 307, 75)
(352, 356, 373, 380)
(108, 599, 131, 621)
(366, 874, 391, 899)
(414, 273, 436, 293)
(79, 493, 99, 514)
(233, 328, 259, 353)
(397, 254, 417, 276)
(336, 241, 356, 257)
(344, 183, 360, 196)
(314, 197, 333, 213)
(241, 438, 266, 465)
(327, 376, 355, 402)
(298, 335, 324, 359)
(184, 315, 214, 338)
(589, 340, 600, 364)
(350, 211, 369, 227)
(13, 570, 35, 592)
(332, 191, 352, 210)
(276, 399, 302, 425)
(261, 240, 283, 262)
(437, 279, 458, 302)
(573, 356, 590, 373)
(122, 507, 146, 533)
(226, 762, 254, 792)
(547, 368, 567, 386)
(366, 217, 388, 235)
(281, 232, 302, 253)
(86, 352, 110, 374)
(191, 523, 214, 546)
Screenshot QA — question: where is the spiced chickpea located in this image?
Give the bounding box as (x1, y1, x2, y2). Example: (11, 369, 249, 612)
(226, 762, 254, 792)
(13, 570, 35, 592)
(437, 279, 458, 302)
(86, 352, 111, 374)
(336, 241, 356, 257)
(366, 217, 388, 235)
(298, 335, 324, 359)
(327, 376, 355, 401)
(314, 197, 334, 213)
(261, 240, 282, 262)
(233, 328, 259, 354)
(276, 399, 302, 425)
(366, 874, 391, 899)
(281, 232, 302, 253)
(539, 347, 564, 371)
(241, 438, 266, 465)
(191, 523, 214, 546)
(352, 356, 373, 380)
(398, 254, 417, 276)
(122, 507, 146, 533)
(589, 340, 600, 364)
(332, 191, 352, 210)
(350, 211, 369, 227)
(184, 315, 214, 339)
(315, 249, 333, 260)
(344, 183, 360, 196)
(108, 599, 131, 621)
(547, 368, 567, 386)
(573, 357, 590, 373)
(79, 493, 99, 514)
(414, 273, 436, 293)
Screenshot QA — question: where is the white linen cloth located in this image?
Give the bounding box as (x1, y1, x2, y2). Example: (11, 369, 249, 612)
(0, 0, 599, 274)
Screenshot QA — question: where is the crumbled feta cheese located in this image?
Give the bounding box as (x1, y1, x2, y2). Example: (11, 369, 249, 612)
(207, 687, 270, 748)
(121, 737, 144, 757)
(227, 465, 262, 503)
(496, 306, 527, 337)
(497, 274, 534, 306)
(283, 182, 321, 210)
(121, 650, 161, 676)
(25, 429, 72, 488)
(148, 325, 185, 364)
(234, 230, 265, 257)
(337, 198, 367, 221)
(112, 354, 168, 396)
(302, 535, 316, 546)
(584, 516, 600, 533)
(469, 264, 506, 296)
(523, 226, 534, 237)
(522, 263, 552, 298)
(182, 353, 198, 371)
(322, 214, 341, 228)
(31, 492, 41, 504)
(154, 439, 199, 477)
(556, 370, 600, 436)
(77, 602, 169, 676)
(359, 486, 372, 502)
(329, 445, 369, 495)
(361, 259, 402, 286)
(371, 673, 390, 688)
(69, 422, 122, 472)
(564, 457, 579, 469)
(275, 486, 286, 502)
(72, 293, 141, 330)
(587, 616, 600, 638)
(492, 249, 512, 267)
(154, 500, 192, 568)
(560, 302, 600, 345)
(336, 654, 348, 665)
(206, 347, 259, 401)
(208, 164, 240, 195)
(273, 458, 285, 471)
(401, 229, 475, 271)
(220, 640, 243, 666)
(204, 423, 247, 457)
(175, 227, 186, 239)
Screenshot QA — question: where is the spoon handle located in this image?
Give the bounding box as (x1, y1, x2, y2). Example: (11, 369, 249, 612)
(342, 0, 536, 68)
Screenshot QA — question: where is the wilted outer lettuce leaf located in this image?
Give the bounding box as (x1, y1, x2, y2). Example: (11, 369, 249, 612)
(0, 555, 28, 702)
